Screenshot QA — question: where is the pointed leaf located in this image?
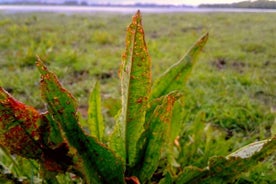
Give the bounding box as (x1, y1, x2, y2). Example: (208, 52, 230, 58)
(137, 92, 180, 182)
(117, 10, 152, 167)
(36, 58, 124, 183)
(0, 87, 43, 159)
(227, 139, 271, 159)
(151, 33, 208, 99)
(88, 81, 104, 141)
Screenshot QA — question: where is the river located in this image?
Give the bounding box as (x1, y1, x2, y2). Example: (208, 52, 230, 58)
(0, 5, 276, 14)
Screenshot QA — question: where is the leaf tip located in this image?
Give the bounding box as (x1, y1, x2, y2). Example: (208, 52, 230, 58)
(35, 56, 49, 76)
(133, 10, 142, 24)
(201, 32, 209, 44)
(136, 9, 141, 17)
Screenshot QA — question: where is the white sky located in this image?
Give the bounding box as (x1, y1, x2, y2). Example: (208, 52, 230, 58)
(179, 0, 253, 6)
(120, 0, 258, 6)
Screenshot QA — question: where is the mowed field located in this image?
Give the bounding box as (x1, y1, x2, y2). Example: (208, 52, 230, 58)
(0, 11, 275, 182)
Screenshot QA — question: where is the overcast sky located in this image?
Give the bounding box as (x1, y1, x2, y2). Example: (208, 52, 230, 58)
(3, 0, 275, 6)
(112, 0, 254, 6)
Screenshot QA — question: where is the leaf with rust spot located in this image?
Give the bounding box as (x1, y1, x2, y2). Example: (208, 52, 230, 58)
(151, 33, 208, 99)
(125, 176, 140, 184)
(110, 10, 152, 167)
(0, 87, 43, 159)
(37, 57, 125, 183)
(137, 92, 181, 183)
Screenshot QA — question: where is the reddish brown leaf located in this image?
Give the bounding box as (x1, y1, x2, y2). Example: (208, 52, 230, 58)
(125, 176, 141, 184)
(0, 87, 43, 159)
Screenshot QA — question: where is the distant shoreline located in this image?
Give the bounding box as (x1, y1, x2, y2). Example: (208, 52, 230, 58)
(1, 5, 276, 14)
(1, 3, 195, 8)
(1, 0, 276, 10)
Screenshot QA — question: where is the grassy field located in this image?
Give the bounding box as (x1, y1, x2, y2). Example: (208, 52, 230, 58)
(0, 11, 275, 182)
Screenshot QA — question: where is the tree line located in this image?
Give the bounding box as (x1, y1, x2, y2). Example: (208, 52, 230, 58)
(199, 0, 276, 9)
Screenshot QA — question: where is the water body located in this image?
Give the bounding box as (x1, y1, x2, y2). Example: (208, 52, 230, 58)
(0, 5, 276, 14)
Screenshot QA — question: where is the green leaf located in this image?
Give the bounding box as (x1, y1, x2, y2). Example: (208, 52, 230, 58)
(137, 92, 180, 183)
(113, 10, 152, 167)
(175, 137, 276, 184)
(109, 111, 126, 166)
(42, 112, 63, 145)
(87, 81, 104, 141)
(159, 172, 173, 184)
(151, 33, 208, 99)
(170, 99, 185, 146)
(175, 166, 206, 184)
(36, 58, 125, 184)
(166, 99, 184, 169)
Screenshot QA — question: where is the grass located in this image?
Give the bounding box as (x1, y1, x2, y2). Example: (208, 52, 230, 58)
(0, 11, 275, 182)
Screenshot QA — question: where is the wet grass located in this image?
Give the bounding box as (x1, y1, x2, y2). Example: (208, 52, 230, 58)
(0, 11, 275, 182)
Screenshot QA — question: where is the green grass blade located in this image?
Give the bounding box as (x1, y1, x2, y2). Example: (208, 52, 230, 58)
(119, 10, 152, 167)
(88, 81, 104, 141)
(151, 33, 208, 99)
(36, 58, 125, 184)
(137, 92, 179, 183)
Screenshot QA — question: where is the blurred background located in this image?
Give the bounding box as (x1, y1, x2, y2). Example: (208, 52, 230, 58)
(0, 0, 275, 183)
